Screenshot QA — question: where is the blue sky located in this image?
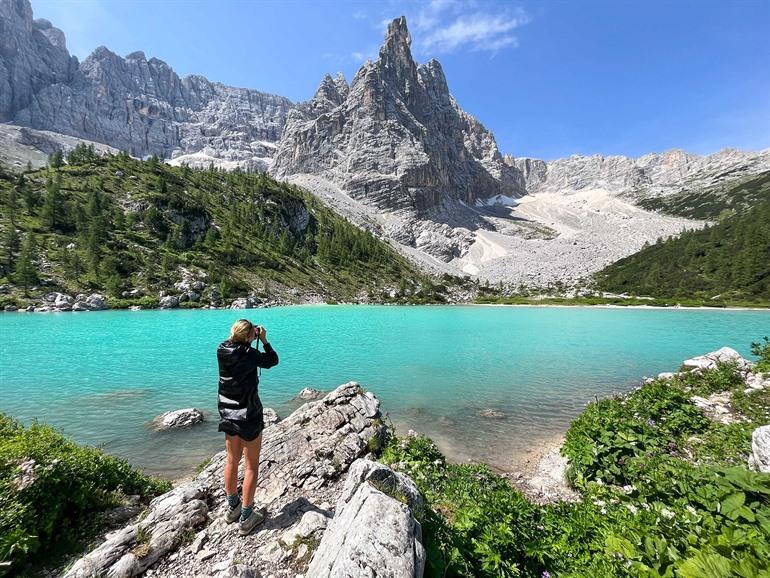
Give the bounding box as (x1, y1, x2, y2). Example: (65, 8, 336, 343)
(32, 0, 770, 160)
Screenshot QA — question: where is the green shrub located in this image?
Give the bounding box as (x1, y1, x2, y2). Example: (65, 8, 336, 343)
(0, 414, 170, 572)
(752, 337, 770, 372)
(383, 350, 770, 577)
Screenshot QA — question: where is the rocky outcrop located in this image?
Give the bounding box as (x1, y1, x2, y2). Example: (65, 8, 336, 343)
(749, 426, 770, 473)
(307, 458, 426, 578)
(159, 295, 179, 309)
(0, 0, 77, 121)
(63, 383, 420, 578)
(152, 408, 205, 430)
(510, 148, 770, 200)
(0, 0, 293, 167)
(682, 346, 754, 377)
(272, 17, 523, 215)
(691, 392, 738, 425)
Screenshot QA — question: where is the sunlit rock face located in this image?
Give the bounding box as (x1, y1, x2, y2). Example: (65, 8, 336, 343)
(272, 16, 525, 214)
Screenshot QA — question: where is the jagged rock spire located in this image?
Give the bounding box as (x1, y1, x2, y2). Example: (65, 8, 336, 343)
(273, 14, 522, 217)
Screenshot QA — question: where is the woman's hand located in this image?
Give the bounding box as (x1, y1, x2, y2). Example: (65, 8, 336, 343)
(256, 326, 268, 343)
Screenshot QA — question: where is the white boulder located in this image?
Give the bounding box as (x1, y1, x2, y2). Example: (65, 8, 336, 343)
(85, 293, 107, 311)
(159, 295, 179, 309)
(307, 459, 425, 578)
(152, 408, 205, 430)
(749, 426, 770, 473)
(294, 387, 324, 400)
(279, 510, 330, 547)
(745, 373, 770, 391)
(54, 293, 74, 310)
(682, 347, 752, 374)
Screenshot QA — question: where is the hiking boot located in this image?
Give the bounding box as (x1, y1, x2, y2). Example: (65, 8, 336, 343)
(225, 501, 241, 523)
(239, 506, 267, 536)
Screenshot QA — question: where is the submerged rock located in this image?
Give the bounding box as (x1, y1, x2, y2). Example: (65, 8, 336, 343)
(478, 408, 506, 419)
(152, 408, 205, 430)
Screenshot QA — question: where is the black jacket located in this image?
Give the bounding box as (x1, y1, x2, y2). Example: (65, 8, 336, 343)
(216, 340, 279, 441)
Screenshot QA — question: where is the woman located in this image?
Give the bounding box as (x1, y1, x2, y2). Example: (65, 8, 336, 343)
(217, 319, 279, 535)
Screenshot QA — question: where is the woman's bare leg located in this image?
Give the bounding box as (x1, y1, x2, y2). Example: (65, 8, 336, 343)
(224, 434, 243, 497)
(241, 432, 263, 508)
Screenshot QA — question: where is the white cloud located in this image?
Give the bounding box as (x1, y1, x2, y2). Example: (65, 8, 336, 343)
(353, 1, 530, 63)
(420, 9, 530, 55)
(352, 9, 367, 20)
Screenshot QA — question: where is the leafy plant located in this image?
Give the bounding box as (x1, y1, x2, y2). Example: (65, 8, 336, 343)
(381, 346, 770, 577)
(0, 414, 170, 573)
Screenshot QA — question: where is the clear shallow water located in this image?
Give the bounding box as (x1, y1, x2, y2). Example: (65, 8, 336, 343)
(1, 305, 767, 478)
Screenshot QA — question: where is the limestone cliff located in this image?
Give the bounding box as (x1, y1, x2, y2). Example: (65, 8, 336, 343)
(272, 17, 524, 214)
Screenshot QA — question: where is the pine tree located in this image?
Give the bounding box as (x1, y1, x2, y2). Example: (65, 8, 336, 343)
(49, 150, 64, 169)
(64, 250, 83, 283)
(3, 225, 19, 272)
(15, 233, 38, 295)
(6, 183, 17, 224)
(41, 175, 62, 230)
(106, 273, 123, 297)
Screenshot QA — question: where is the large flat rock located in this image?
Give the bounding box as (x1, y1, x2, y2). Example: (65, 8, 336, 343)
(64, 382, 388, 578)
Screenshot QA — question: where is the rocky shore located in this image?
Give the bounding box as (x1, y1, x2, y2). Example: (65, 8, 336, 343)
(64, 382, 424, 578)
(505, 345, 770, 503)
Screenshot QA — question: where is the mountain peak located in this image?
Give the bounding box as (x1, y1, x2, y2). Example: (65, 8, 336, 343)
(379, 16, 414, 69)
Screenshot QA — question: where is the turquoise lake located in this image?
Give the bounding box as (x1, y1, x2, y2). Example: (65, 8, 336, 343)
(1, 305, 768, 478)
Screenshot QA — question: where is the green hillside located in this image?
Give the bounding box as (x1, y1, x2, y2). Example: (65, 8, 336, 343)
(0, 147, 439, 308)
(638, 171, 770, 220)
(596, 199, 770, 303)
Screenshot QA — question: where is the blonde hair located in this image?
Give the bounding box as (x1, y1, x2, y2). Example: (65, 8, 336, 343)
(229, 319, 254, 344)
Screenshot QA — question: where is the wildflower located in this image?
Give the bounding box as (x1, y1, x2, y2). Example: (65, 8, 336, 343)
(661, 507, 675, 519)
(542, 572, 551, 578)
(621, 484, 634, 494)
(626, 504, 638, 515)
(646, 418, 657, 427)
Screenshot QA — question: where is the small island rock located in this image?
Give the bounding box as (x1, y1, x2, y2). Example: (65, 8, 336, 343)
(294, 387, 324, 400)
(682, 347, 752, 375)
(152, 408, 205, 430)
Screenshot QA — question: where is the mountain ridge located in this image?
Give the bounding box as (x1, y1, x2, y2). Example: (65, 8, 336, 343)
(2, 0, 769, 288)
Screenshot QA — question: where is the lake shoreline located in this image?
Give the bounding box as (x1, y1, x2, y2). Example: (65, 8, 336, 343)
(4, 299, 770, 313)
